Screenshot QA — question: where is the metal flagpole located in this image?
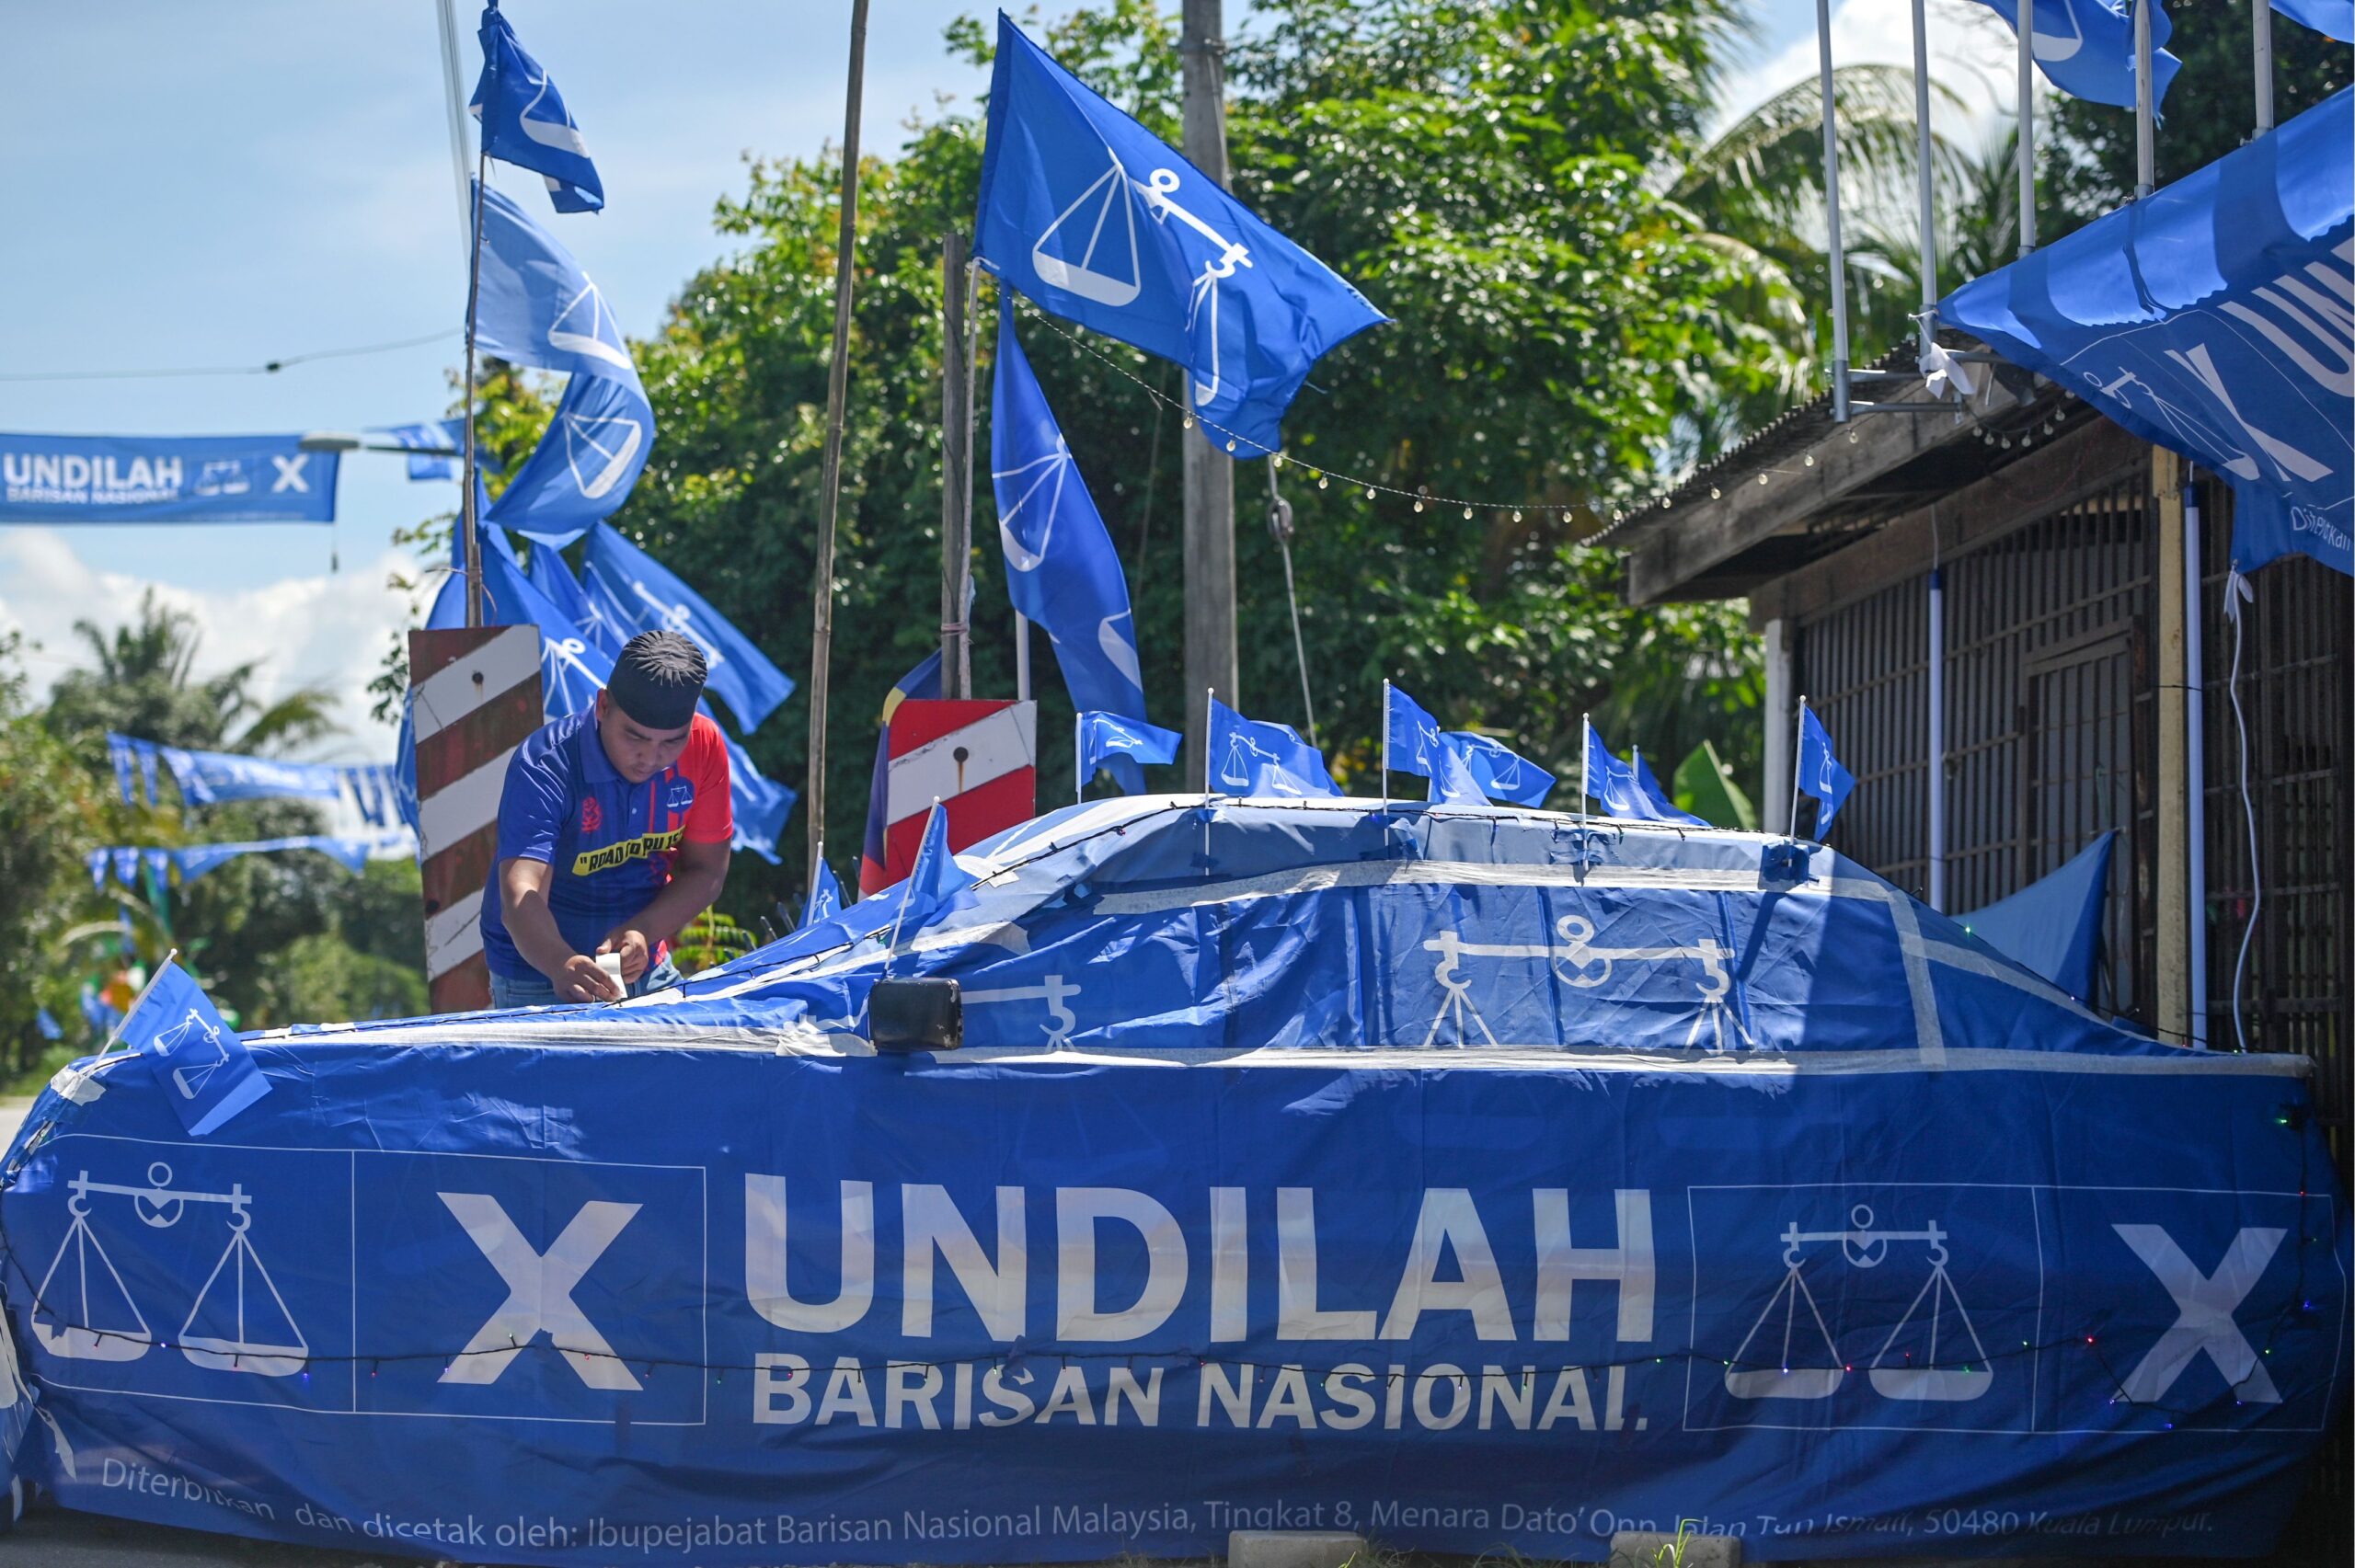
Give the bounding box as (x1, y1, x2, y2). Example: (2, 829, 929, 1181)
(1814, 0, 1853, 422)
(1580, 714, 1591, 827)
(1790, 697, 1809, 841)
(2017, 0, 2039, 254)
(2134, 0, 2156, 198)
(1014, 614, 1032, 700)
(939, 234, 972, 699)
(2184, 479, 2210, 1045)
(1074, 715, 1084, 805)
(1910, 0, 1940, 310)
(811, 840, 826, 906)
(98, 947, 180, 1059)
(1203, 687, 1216, 796)
(1927, 569, 1947, 909)
(807, 0, 872, 870)
(2253, 0, 2276, 134)
(459, 125, 490, 627)
(1380, 679, 1392, 810)
(432, 0, 474, 261)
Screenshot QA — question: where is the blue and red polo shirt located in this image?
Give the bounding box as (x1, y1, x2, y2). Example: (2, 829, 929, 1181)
(479, 707, 733, 980)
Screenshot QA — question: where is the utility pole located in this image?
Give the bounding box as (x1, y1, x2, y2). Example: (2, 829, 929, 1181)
(1179, 0, 1238, 777)
(940, 233, 973, 699)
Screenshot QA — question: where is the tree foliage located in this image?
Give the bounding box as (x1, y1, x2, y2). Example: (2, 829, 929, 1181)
(564, 0, 1794, 919)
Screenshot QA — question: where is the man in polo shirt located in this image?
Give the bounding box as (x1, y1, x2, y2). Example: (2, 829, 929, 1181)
(480, 630, 734, 1007)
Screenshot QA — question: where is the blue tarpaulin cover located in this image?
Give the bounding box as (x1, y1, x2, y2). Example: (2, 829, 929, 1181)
(1942, 88, 2354, 577)
(1, 798, 2343, 1563)
(1958, 832, 2117, 1003)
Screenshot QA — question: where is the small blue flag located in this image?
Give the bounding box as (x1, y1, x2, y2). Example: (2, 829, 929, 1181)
(1632, 748, 1708, 828)
(2273, 0, 2353, 39)
(1078, 710, 1179, 790)
(488, 370, 654, 547)
(994, 312, 1153, 790)
(127, 961, 271, 1138)
(474, 183, 636, 383)
(1798, 705, 1856, 839)
(1584, 723, 1652, 821)
(373, 419, 477, 482)
(974, 14, 1386, 456)
(1444, 731, 1554, 807)
(1384, 685, 1483, 805)
(890, 804, 977, 944)
(582, 523, 794, 734)
(35, 1008, 61, 1043)
(1967, 0, 2179, 111)
(471, 4, 604, 213)
(1208, 695, 1338, 798)
(801, 860, 845, 931)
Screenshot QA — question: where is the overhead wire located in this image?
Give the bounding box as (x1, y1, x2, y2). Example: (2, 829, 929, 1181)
(0, 328, 459, 385)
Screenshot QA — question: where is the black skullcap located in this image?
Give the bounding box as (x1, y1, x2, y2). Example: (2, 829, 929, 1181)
(605, 630, 707, 730)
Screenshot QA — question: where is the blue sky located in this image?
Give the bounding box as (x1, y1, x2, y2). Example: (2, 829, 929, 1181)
(0, 1, 2010, 759)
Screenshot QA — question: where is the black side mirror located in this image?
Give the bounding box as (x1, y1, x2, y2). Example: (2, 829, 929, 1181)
(868, 978, 962, 1052)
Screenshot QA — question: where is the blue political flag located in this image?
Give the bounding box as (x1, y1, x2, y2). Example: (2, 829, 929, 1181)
(862, 652, 945, 894)
(473, 183, 636, 382)
(1208, 696, 1338, 798)
(34, 1007, 60, 1042)
(1943, 88, 2351, 577)
(1967, 0, 2179, 110)
(1384, 685, 1482, 805)
(125, 960, 270, 1138)
(488, 370, 653, 546)
(889, 804, 977, 944)
(1633, 748, 1708, 827)
(1077, 710, 1178, 792)
(471, 5, 603, 213)
(0, 433, 338, 524)
(523, 538, 596, 632)
(1584, 723, 1654, 821)
(994, 312, 1153, 789)
(581, 523, 793, 733)
(372, 419, 477, 482)
(2273, 0, 2353, 38)
(974, 14, 1386, 456)
(1798, 705, 1857, 839)
(1444, 731, 1554, 807)
(801, 860, 845, 931)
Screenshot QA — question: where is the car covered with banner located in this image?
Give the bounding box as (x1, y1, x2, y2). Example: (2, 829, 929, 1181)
(0, 796, 2343, 1563)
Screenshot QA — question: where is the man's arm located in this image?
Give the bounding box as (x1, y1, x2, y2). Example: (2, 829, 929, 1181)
(500, 857, 625, 1001)
(599, 839, 730, 982)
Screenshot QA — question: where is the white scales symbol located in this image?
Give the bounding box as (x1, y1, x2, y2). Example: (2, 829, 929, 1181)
(1421, 914, 1757, 1051)
(33, 1163, 308, 1378)
(627, 581, 728, 669)
(1031, 155, 1252, 407)
(1726, 1204, 1993, 1403)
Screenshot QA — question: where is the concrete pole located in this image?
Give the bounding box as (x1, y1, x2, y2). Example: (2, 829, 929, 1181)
(940, 233, 972, 700)
(2134, 0, 2156, 198)
(2017, 0, 2039, 254)
(1180, 0, 1238, 779)
(1814, 0, 1853, 422)
(1910, 0, 1941, 311)
(2155, 450, 2191, 1044)
(2253, 0, 2275, 135)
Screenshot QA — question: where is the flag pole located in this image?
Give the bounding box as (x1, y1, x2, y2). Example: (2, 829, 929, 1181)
(2016, 0, 2038, 255)
(459, 80, 491, 628)
(1580, 714, 1591, 830)
(885, 803, 937, 960)
(1074, 714, 1083, 806)
(1380, 679, 1392, 810)
(807, 0, 872, 871)
(1790, 696, 1809, 841)
(1015, 613, 1031, 701)
(2133, 0, 2155, 199)
(1203, 687, 1215, 797)
(1814, 0, 1853, 423)
(1909, 0, 1940, 311)
(2253, 0, 2275, 134)
(939, 233, 973, 700)
(98, 947, 179, 1059)
(810, 839, 826, 904)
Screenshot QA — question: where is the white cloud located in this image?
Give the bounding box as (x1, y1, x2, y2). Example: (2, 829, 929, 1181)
(0, 531, 413, 762)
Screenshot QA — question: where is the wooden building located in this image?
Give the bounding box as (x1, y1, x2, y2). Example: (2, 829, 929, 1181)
(1605, 349, 2349, 1114)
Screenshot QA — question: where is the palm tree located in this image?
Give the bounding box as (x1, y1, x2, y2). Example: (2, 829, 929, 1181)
(1663, 63, 1965, 456)
(44, 589, 337, 755)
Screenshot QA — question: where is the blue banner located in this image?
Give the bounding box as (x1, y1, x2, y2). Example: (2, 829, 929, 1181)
(994, 314, 1152, 792)
(121, 960, 270, 1138)
(974, 15, 1386, 457)
(0, 435, 338, 524)
(3, 1024, 2338, 1559)
(1943, 88, 2353, 577)
(104, 734, 378, 811)
(87, 833, 407, 892)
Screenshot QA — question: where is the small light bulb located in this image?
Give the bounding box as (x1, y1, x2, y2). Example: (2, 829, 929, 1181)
(1758, 473, 1769, 486)
(1709, 486, 1721, 500)
(1660, 496, 1671, 509)
(1413, 499, 1424, 512)
(1511, 509, 1522, 522)
(1182, 414, 1194, 429)
(1804, 453, 1815, 467)
(1363, 487, 1375, 500)
(1272, 453, 1285, 469)
(1316, 475, 1328, 490)
(1462, 506, 1473, 520)
(1224, 439, 1236, 452)
(1848, 429, 1860, 443)
(2000, 437, 2012, 449)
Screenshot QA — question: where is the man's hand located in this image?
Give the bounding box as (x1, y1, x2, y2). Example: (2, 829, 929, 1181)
(556, 953, 626, 1003)
(597, 927, 652, 984)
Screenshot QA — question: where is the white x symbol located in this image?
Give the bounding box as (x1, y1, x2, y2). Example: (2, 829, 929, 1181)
(270, 454, 310, 493)
(2112, 1223, 2286, 1405)
(438, 1192, 643, 1390)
